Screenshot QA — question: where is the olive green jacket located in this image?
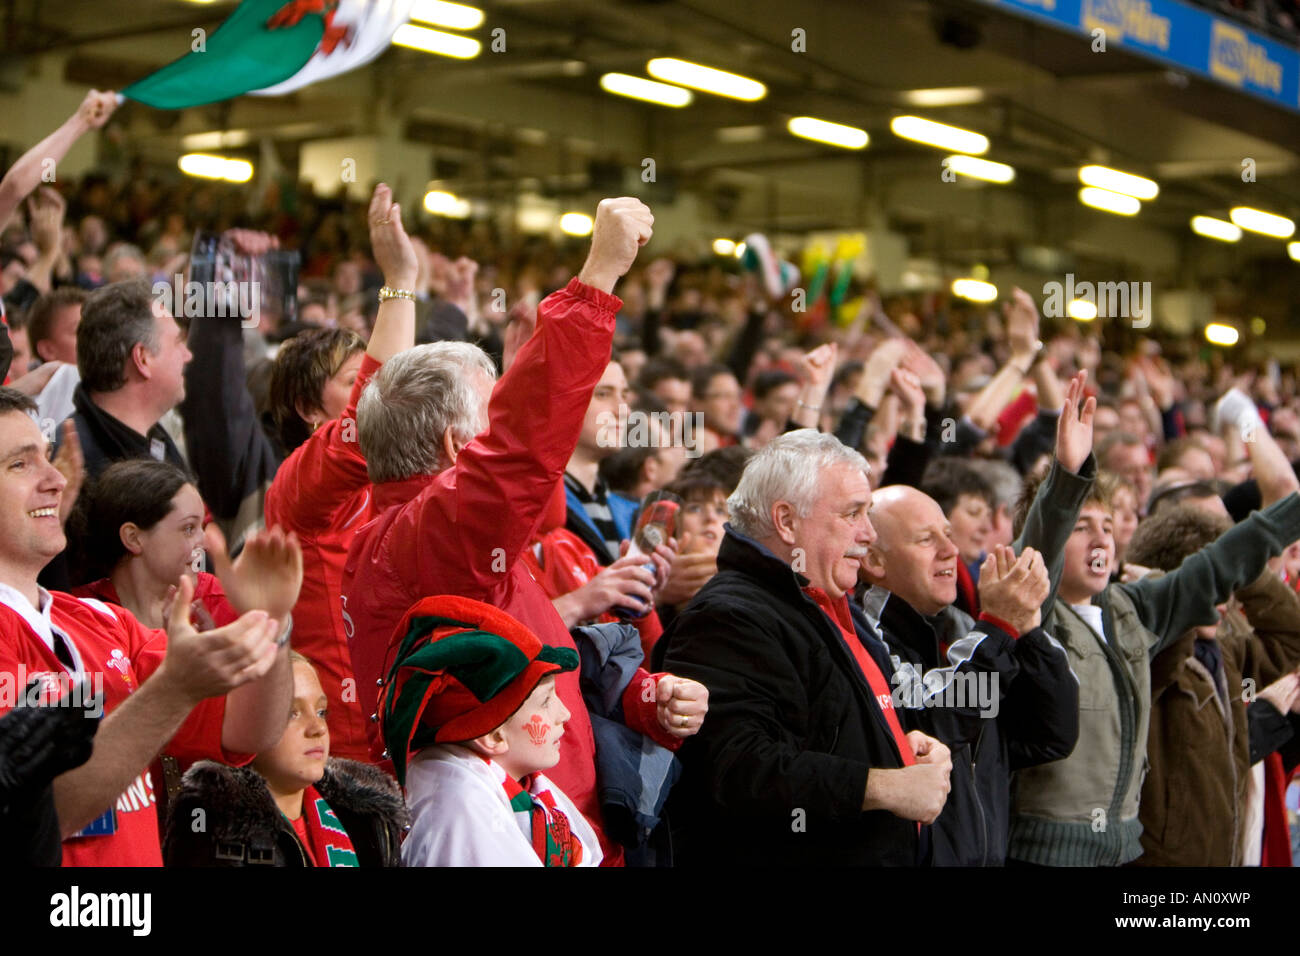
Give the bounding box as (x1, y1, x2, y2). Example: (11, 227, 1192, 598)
(1008, 492, 1300, 866)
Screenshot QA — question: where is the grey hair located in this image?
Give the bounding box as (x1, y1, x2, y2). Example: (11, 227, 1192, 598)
(357, 342, 497, 483)
(967, 458, 1022, 509)
(727, 428, 870, 541)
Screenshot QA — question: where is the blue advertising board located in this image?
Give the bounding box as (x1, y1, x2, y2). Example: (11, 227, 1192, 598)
(973, 0, 1300, 112)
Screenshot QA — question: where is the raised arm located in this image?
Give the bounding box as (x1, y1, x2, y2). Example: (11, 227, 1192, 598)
(402, 199, 652, 598)
(789, 343, 837, 430)
(0, 91, 118, 233)
(963, 288, 1041, 432)
(1122, 492, 1300, 653)
(180, 229, 283, 548)
(1218, 387, 1299, 508)
(1014, 371, 1097, 611)
(834, 337, 907, 450)
(264, 185, 417, 534)
(24, 187, 66, 295)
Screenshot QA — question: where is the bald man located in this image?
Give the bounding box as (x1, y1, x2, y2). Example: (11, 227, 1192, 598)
(858, 371, 1100, 865)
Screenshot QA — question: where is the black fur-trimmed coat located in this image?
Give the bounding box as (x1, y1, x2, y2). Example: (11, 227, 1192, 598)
(163, 759, 408, 867)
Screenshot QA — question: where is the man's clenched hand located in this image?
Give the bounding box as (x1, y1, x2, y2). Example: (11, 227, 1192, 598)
(577, 198, 653, 294)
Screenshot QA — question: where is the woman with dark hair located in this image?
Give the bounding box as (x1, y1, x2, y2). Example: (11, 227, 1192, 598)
(266, 327, 365, 458)
(69, 459, 237, 631)
(67, 456, 304, 811)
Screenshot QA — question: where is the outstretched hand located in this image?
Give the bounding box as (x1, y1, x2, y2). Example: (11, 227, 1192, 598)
(1055, 369, 1096, 474)
(204, 523, 303, 623)
(368, 183, 418, 289)
(161, 574, 281, 704)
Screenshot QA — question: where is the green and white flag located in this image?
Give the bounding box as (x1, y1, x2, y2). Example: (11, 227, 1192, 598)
(122, 0, 413, 110)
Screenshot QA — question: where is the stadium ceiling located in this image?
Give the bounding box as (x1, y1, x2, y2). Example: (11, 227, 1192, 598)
(6, 0, 1300, 291)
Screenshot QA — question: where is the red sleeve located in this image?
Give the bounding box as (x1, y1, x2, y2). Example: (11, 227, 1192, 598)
(264, 354, 380, 534)
(995, 389, 1038, 447)
(195, 572, 239, 628)
(620, 669, 683, 751)
(977, 611, 1021, 640)
(394, 279, 620, 600)
(124, 610, 254, 767)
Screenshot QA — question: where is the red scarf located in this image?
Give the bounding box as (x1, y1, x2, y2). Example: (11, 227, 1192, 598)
(804, 587, 915, 768)
(293, 784, 360, 867)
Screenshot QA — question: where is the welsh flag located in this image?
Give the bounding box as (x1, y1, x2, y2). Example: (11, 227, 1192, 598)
(122, 0, 413, 109)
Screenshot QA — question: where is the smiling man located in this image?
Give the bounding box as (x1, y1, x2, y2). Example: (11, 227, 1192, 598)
(859, 372, 1092, 865)
(658, 429, 953, 865)
(0, 386, 296, 866)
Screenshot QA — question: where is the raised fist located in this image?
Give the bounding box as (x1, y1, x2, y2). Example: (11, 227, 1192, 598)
(577, 198, 654, 294)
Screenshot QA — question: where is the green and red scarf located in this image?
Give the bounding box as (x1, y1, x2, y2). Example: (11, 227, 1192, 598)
(293, 785, 360, 867)
(502, 773, 584, 867)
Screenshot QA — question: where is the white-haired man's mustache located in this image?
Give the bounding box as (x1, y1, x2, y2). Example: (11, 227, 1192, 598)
(845, 546, 872, 558)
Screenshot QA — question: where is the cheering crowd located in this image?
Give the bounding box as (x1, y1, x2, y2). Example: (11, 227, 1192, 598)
(2, 90, 1300, 868)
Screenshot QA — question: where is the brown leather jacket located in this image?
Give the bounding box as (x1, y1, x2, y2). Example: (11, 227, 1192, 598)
(1136, 572, 1300, 866)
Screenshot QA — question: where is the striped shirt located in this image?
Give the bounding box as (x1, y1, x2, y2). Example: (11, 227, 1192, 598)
(564, 472, 622, 562)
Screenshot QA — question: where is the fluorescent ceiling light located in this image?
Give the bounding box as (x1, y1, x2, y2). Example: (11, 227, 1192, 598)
(787, 116, 868, 150)
(409, 0, 484, 30)
(424, 190, 471, 218)
(392, 23, 481, 58)
(952, 278, 997, 302)
(903, 87, 985, 107)
(1204, 322, 1239, 346)
(1067, 299, 1097, 321)
(890, 115, 988, 155)
(1288, 241, 1300, 262)
(944, 154, 1014, 184)
(178, 154, 253, 183)
(559, 212, 593, 236)
(1078, 165, 1159, 200)
(1191, 216, 1242, 242)
(1230, 206, 1295, 239)
(1078, 186, 1140, 216)
(646, 58, 766, 101)
(599, 73, 692, 107)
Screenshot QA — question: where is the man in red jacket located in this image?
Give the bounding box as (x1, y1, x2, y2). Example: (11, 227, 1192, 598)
(343, 198, 709, 862)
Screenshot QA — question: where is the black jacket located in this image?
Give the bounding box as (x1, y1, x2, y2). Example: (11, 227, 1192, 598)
(656, 527, 925, 866)
(69, 384, 187, 483)
(873, 594, 1077, 865)
(163, 758, 407, 867)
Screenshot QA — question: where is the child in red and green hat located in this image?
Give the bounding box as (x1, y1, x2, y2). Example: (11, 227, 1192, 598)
(379, 595, 602, 867)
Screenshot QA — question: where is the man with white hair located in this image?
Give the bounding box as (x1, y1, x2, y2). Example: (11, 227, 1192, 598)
(658, 428, 960, 865)
(342, 198, 709, 865)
